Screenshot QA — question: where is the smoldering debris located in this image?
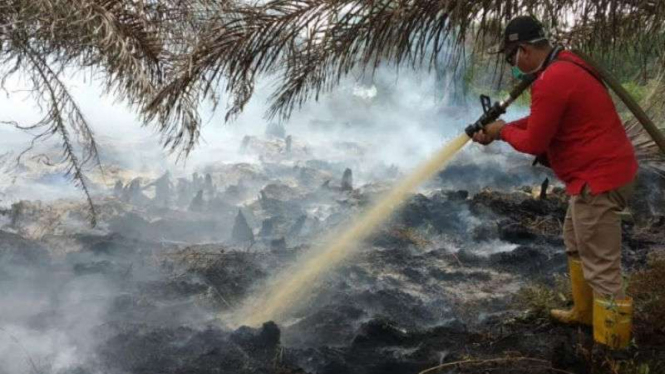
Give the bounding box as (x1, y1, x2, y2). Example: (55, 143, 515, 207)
(285, 135, 293, 154)
(232, 209, 255, 244)
(341, 168, 353, 191)
(1, 129, 664, 374)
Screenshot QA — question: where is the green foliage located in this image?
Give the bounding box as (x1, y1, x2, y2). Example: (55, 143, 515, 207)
(594, 357, 664, 374)
(622, 81, 650, 106)
(617, 361, 652, 374)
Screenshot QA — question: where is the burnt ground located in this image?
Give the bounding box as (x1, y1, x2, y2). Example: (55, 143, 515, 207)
(1, 176, 664, 374)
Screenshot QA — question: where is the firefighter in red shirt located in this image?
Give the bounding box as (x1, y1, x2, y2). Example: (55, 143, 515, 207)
(473, 16, 638, 349)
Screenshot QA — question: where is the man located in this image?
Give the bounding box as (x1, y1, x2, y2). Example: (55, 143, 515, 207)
(473, 15, 638, 349)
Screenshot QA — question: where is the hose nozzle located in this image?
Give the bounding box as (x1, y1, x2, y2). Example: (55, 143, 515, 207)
(463, 76, 536, 138)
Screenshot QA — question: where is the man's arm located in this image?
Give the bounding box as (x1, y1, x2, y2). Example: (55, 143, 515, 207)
(500, 71, 571, 155)
(505, 116, 528, 130)
(474, 117, 526, 145)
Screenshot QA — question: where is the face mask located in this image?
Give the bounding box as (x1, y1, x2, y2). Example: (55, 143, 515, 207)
(511, 66, 527, 80)
(511, 47, 544, 81)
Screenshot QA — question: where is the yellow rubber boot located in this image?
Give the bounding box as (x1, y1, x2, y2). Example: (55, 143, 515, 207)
(593, 296, 633, 349)
(550, 257, 593, 325)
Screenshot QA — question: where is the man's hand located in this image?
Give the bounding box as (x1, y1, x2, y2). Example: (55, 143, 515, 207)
(472, 130, 494, 145)
(472, 120, 505, 145)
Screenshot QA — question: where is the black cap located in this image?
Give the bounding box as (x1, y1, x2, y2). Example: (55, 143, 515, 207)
(495, 16, 547, 53)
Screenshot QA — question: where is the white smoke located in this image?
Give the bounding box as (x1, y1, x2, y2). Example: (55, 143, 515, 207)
(0, 61, 544, 374)
(0, 62, 536, 205)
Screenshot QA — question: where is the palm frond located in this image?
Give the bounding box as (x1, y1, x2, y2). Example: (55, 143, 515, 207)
(3, 0, 665, 220)
(625, 73, 665, 176)
(6, 42, 100, 225)
(0, 0, 229, 224)
(148, 0, 665, 132)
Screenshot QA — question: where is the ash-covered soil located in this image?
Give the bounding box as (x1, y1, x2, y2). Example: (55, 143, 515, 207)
(1, 134, 664, 374)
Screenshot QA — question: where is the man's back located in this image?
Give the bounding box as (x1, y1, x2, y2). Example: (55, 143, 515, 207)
(502, 50, 638, 195)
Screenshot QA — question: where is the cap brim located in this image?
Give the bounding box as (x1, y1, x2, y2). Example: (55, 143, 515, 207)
(487, 44, 506, 54)
(488, 40, 519, 55)
(487, 41, 508, 54)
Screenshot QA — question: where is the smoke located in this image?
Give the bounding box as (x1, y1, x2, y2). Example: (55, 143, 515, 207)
(0, 61, 547, 208)
(0, 61, 552, 374)
(0, 237, 107, 374)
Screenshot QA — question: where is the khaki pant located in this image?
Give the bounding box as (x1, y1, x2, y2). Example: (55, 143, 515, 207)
(563, 181, 634, 297)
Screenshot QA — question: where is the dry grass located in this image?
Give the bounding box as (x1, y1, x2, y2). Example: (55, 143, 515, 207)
(612, 361, 653, 374)
(522, 216, 564, 237)
(627, 252, 665, 335)
(514, 275, 571, 322)
(390, 226, 432, 247)
(419, 356, 576, 374)
(515, 253, 665, 330)
(157, 244, 229, 273)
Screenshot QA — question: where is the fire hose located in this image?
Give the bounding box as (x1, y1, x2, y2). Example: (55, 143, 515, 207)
(572, 49, 665, 155)
(464, 76, 535, 138)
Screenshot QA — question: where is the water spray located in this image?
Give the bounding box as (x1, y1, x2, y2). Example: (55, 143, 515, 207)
(231, 76, 537, 327)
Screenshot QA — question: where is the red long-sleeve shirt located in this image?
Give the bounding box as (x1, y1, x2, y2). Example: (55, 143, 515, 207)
(500, 50, 638, 195)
